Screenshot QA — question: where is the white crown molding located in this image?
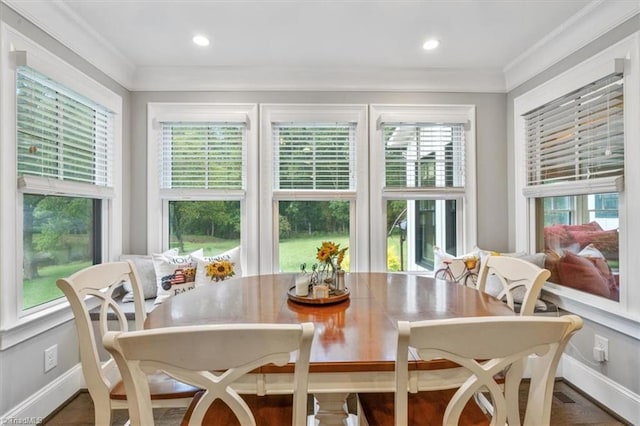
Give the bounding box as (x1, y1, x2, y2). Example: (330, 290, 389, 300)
(132, 66, 506, 93)
(3, 0, 136, 89)
(504, 0, 640, 92)
(4, 0, 639, 93)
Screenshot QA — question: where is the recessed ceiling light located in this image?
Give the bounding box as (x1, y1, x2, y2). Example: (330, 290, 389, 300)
(423, 39, 440, 51)
(192, 35, 210, 47)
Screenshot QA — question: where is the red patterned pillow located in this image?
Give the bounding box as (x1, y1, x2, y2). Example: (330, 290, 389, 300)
(543, 225, 574, 251)
(544, 250, 562, 284)
(557, 251, 610, 299)
(578, 244, 619, 301)
(567, 229, 618, 260)
(563, 221, 603, 232)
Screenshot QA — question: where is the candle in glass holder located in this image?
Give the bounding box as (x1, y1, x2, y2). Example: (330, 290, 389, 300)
(295, 275, 309, 296)
(313, 284, 329, 299)
(336, 268, 345, 292)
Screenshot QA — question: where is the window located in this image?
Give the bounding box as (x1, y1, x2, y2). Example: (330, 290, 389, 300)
(278, 200, 350, 272)
(260, 105, 368, 273)
(523, 70, 623, 302)
(274, 123, 355, 191)
(161, 122, 243, 255)
(17, 66, 114, 310)
(370, 105, 477, 272)
(514, 34, 640, 331)
(0, 26, 122, 333)
(147, 104, 258, 272)
(160, 122, 244, 191)
(273, 122, 354, 271)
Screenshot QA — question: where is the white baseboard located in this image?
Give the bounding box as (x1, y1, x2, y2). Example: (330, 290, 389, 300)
(561, 354, 640, 425)
(1, 356, 638, 425)
(0, 364, 84, 423)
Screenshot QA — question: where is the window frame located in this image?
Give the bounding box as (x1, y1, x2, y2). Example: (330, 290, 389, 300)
(259, 104, 369, 274)
(146, 103, 259, 276)
(0, 23, 122, 342)
(514, 33, 640, 336)
(369, 104, 478, 273)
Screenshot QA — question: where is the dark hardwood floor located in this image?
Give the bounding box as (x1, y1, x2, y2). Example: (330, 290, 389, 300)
(43, 380, 630, 425)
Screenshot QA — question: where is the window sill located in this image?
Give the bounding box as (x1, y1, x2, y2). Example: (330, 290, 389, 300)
(542, 284, 640, 339)
(0, 301, 78, 350)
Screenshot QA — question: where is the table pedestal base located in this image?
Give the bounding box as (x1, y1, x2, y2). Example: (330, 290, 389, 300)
(314, 393, 350, 426)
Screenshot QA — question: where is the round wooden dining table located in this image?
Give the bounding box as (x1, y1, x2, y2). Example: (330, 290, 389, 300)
(145, 272, 514, 425)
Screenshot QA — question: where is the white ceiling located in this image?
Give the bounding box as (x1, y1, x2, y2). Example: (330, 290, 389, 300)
(4, 0, 639, 92)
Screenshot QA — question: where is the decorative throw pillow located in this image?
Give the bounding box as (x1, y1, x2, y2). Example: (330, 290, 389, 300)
(544, 249, 563, 284)
(475, 246, 528, 264)
(153, 248, 202, 304)
(544, 222, 604, 252)
(475, 248, 547, 310)
(194, 246, 242, 286)
(563, 221, 603, 232)
(578, 244, 618, 301)
(556, 251, 611, 298)
(543, 224, 574, 251)
(567, 229, 618, 260)
(119, 254, 158, 301)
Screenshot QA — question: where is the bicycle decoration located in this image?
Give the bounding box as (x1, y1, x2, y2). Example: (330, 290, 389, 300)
(434, 249, 479, 287)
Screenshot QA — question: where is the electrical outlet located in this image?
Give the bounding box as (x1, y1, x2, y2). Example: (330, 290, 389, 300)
(594, 335, 609, 362)
(44, 344, 58, 372)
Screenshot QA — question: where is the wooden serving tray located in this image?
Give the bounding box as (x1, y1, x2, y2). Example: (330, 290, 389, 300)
(287, 286, 350, 305)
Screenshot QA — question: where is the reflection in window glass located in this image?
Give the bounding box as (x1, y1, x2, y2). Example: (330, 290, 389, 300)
(23, 194, 97, 309)
(386, 199, 458, 272)
(168, 201, 240, 256)
(278, 201, 349, 272)
(538, 193, 619, 301)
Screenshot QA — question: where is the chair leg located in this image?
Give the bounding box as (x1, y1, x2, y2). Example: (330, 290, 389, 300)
(93, 406, 112, 426)
(88, 388, 114, 426)
(505, 361, 524, 426)
(356, 396, 369, 426)
(473, 391, 494, 416)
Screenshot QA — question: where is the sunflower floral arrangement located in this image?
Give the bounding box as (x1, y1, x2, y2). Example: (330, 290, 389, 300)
(205, 256, 235, 282)
(316, 241, 348, 273)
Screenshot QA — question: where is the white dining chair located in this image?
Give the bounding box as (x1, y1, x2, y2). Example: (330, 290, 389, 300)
(56, 261, 199, 426)
(103, 322, 315, 426)
(476, 254, 551, 316)
(357, 315, 583, 426)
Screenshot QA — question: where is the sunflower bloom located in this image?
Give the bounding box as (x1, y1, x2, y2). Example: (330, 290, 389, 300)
(206, 257, 235, 282)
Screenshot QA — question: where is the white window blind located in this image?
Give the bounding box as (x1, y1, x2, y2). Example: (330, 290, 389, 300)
(523, 72, 624, 197)
(16, 66, 114, 188)
(273, 122, 356, 190)
(160, 122, 245, 190)
(382, 124, 465, 189)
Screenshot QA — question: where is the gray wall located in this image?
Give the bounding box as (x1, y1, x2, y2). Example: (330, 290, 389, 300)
(506, 14, 640, 398)
(0, 322, 78, 415)
(129, 91, 508, 254)
(0, 4, 131, 416)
